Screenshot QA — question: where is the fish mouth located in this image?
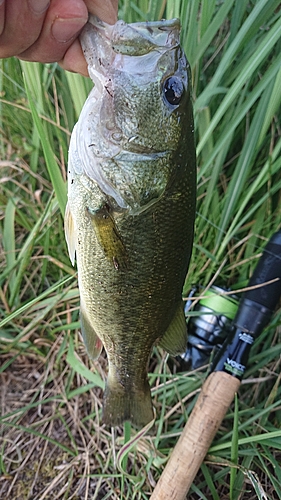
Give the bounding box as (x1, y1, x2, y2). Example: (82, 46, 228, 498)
(113, 149, 168, 163)
(76, 16, 182, 213)
(80, 16, 180, 84)
(84, 16, 180, 54)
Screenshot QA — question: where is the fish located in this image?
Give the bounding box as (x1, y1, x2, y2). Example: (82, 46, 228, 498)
(65, 16, 196, 427)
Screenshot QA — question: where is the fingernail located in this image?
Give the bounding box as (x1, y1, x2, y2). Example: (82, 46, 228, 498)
(52, 17, 87, 43)
(28, 0, 50, 15)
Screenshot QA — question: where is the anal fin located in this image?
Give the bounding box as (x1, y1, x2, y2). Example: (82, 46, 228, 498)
(80, 307, 103, 360)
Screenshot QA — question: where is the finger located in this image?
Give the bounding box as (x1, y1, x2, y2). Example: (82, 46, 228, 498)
(58, 38, 89, 76)
(0, 0, 50, 58)
(59, 0, 118, 75)
(18, 0, 88, 63)
(84, 0, 118, 24)
(0, 1, 6, 36)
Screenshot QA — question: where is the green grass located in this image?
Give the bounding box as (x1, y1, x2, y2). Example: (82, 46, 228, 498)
(1, 1, 281, 498)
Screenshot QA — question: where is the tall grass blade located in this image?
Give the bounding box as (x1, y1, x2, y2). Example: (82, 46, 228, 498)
(2, 197, 17, 301)
(196, 13, 281, 154)
(65, 72, 92, 120)
(23, 73, 67, 216)
(66, 336, 105, 389)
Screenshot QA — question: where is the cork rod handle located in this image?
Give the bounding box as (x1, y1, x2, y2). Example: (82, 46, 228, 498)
(151, 371, 241, 500)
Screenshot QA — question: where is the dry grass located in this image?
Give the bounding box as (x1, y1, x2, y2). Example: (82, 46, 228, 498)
(1, 325, 280, 499)
(0, 338, 113, 500)
(0, 337, 203, 499)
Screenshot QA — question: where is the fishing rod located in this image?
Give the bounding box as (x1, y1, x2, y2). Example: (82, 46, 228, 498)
(151, 230, 281, 500)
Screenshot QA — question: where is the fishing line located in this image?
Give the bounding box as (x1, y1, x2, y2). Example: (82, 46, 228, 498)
(194, 209, 281, 261)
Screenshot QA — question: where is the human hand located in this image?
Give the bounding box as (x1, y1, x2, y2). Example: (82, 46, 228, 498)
(0, 0, 118, 76)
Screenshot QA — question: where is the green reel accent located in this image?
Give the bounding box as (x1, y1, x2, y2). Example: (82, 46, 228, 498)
(199, 287, 238, 320)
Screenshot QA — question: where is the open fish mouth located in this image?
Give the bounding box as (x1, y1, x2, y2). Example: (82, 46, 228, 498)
(82, 16, 181, 59)
(72, 14, 190, 210)
(80, 16, 182, 96)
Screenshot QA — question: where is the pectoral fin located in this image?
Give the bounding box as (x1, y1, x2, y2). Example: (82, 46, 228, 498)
(88, 204, 128, 270)
(65, 202, 76, 266)
(159, 303, 188, 356)
(80, 306, 103, 360)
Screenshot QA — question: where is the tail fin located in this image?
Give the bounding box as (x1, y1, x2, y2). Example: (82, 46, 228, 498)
(103, 368, 154, 427)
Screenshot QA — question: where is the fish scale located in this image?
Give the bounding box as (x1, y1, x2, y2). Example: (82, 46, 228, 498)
(65, 16, 196, 427)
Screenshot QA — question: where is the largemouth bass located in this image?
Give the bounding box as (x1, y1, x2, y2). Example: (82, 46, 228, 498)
(65, 16, 196, 427)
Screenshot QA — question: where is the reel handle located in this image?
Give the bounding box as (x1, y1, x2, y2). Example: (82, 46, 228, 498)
(150, 372, 240, 500)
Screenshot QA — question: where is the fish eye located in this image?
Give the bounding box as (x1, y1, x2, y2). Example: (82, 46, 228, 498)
(163, 76, 185, 106)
